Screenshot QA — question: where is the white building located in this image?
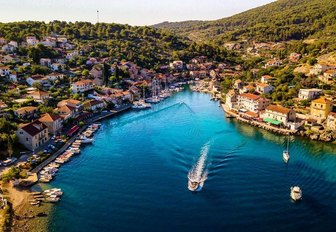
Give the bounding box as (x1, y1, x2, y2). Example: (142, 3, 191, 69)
(16, 120, 49, 151)
(26, 36, 39, 46)
(261, 105, 296, 126)
(71, 80, 94, 94)
(298, 89, 323, 100)
(238, 93, 270, 113)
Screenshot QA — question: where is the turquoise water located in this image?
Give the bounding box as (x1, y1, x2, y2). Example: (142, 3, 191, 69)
(47, 90, 336, 232)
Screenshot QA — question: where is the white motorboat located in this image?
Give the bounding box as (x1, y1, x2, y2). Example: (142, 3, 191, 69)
(290, 186, 302, 201)
(187, 172, 207, 192)
(283, 137, 290, 163)
(145, 96, 161, 104)
(132, 100, 152, 109)
(79, 136, 94, 144)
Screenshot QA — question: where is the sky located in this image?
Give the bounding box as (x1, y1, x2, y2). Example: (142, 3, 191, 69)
(0, 0, 275, 26)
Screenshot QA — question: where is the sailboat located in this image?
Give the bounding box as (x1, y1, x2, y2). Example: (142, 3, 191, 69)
(283, 136, 290, 163)
(132, 85, 151, 109)
(146, 78, 161, 104)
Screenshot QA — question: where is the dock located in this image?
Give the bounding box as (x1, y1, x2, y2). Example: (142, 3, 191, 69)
(31, 106, 131, 174)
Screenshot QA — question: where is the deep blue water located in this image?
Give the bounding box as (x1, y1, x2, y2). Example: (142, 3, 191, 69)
(47, 90, 336, 232)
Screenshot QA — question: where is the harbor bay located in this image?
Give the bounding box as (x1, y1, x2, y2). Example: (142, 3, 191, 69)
(45, 90, 336, 232)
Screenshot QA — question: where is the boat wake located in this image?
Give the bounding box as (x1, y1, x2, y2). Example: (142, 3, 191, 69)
(188, 143, 210, 192)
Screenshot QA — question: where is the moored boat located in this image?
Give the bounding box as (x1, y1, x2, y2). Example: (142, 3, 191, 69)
(290, 186, 302, 201)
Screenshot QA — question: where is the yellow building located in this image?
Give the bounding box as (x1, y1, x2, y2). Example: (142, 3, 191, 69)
(310, 97, 333, 123)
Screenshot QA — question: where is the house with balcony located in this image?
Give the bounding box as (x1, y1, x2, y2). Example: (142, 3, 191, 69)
(238, 93, 270, 114)
(16, 120, 49, 151)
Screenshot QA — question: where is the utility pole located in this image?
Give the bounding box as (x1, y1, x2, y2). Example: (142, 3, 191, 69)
(97, 10, 100, 23)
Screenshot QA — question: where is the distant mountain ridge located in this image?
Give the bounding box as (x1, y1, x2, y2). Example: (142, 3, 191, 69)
(154, 0, 336, 44)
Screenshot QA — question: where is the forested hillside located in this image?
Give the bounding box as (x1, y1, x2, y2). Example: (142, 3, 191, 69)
(154, 0, 336, 44)
(0, 21, 234, 68)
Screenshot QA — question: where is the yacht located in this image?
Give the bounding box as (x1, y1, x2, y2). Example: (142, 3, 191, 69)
(145, 96, 161, 104)
(132, 100, 152, 109)
(290, 186, 302, 201)
(79, 136, 94, 144)
(283, 137, 290, 163)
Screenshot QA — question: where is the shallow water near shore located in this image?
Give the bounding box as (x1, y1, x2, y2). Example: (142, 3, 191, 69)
(47, 90, 336, 232)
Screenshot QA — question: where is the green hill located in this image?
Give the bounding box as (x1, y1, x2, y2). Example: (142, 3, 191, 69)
(154, 0, 336, 44)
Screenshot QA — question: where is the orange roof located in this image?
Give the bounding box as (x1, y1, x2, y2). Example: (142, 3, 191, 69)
(257, 83, 270, 88)
(239, 93, 259, 101)
(39, 113, 62, 122)
(312, 97, 332, 105)
(266, 105, 291, 114)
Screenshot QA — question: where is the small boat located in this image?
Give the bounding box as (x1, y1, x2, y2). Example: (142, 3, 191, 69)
(290, 186, 302, 201)
(45, 197, 60, 203)
(132, 100, 152, 109)
(30, 201, 40, 206)
(79, 136, 94, 144)
(283, 137, 290, 164)
(187, 172, 207, 192)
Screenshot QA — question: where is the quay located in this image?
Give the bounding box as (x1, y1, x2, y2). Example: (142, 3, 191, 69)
(221, 104, 296, 136)
(31, 106, 131, 174)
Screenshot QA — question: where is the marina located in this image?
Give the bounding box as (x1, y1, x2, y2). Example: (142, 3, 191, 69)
(45, 90, 336, 232)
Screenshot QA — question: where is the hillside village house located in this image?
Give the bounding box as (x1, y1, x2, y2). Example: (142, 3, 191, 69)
(261, 75, 273, 84)
(14, 106, 38, 118)
(26, 36, 39, 46)
(234, 79, 244, 90)
(256, 83, 274, 94)
(0, 66, 10, 76)
(71, 79, 94, 94)
(40, 58, 52, 66)
(265, 59, 282, 68)
(326, 112, 336, 130)
(46, 72, 64, 82)
(55, 105, 77, 120)
(225, 90, 238, 110)
(320, 70, 336, 83)
(310, 97, 333, 123)
(298, 89, 323, 100)
(310, 64, 336, 75)
(170, 61, 184, 70)
(82, 100, 105, 112)
(28, 90, 50, 101)
(57, 99, 82, 109)
(261, 105, 296, 127)
(238, 93, 270, 113)
(39, 113, 63, 135)
(16, 120, 49, 151)
(26, 75, 49, 86)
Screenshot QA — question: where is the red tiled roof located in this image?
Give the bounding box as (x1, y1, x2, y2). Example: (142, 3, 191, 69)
(239, 93, 259, 101)
(39, 113, 62, 122)
(266, 105, 291, 114)
(20, 120, 47, 136)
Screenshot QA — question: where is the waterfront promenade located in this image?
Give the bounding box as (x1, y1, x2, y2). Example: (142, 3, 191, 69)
(31, 105, 131, 174)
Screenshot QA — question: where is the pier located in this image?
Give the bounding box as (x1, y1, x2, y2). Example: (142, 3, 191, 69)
(31, 106, 131, 174)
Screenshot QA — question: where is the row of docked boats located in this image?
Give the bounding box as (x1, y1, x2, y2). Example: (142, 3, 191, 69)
(39, 123, 101, 183)
(132, 83, 186, 110)
(30, 188, 63, 206)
